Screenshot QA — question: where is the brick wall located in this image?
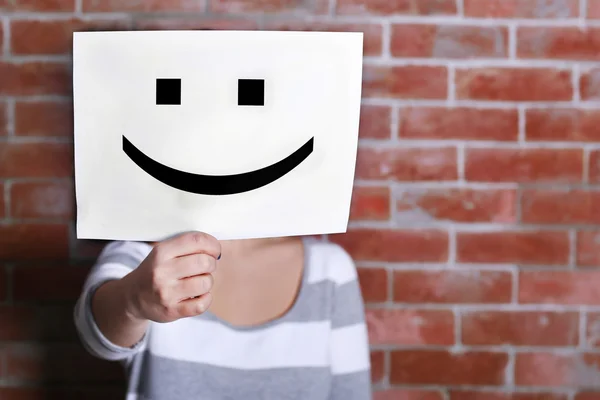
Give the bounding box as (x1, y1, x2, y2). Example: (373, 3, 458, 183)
(1, 0, 600, 399)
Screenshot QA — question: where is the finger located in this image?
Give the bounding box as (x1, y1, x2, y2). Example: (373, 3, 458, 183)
(174, 274, 214, 301)
(176, 292, 213, 318)
(154, 231, 221, 261)
(167, 253, 216, 280)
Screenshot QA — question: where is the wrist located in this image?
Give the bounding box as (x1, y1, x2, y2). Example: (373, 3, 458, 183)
(118, 274, 146, 325)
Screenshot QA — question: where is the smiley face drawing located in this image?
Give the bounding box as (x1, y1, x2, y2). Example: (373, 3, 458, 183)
(123, 77, 315, 195)
(73, 30, 364, 242)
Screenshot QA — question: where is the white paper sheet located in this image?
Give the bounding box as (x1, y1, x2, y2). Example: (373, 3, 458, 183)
(73, 30, 364, 241)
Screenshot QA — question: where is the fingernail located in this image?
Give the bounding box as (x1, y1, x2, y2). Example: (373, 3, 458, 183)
(217, 253, 221, 260)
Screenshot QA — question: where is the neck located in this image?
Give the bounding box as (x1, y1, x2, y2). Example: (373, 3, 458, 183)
(220, 236, 293, 256)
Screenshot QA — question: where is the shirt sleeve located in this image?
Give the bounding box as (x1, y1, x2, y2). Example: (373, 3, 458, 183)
(328, 245, 373, 400)
(73, 240, 153, 362)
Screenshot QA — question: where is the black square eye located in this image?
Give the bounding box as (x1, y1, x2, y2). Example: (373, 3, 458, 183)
(156, 78, 181, 105)
(238, 79, 264, 106)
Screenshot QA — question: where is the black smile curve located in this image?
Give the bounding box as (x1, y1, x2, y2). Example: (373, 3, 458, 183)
(122, 135, 314, 195)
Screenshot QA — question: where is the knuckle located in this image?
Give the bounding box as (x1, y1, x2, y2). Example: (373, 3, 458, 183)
(205, 275, 214, 292)
(162, 305, 178, 321)
(190, 232, 208, 246)
(198, 255, 213, 272)
(154, 285, 170, 306)
(151, 245, 167, 262)
(197, 276, 211, 293)
(151, 270, 165, 290)
(197, 293, 212, 314)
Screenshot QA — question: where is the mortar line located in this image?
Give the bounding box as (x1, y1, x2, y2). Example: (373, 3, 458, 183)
(580, 309, 588, 348)
(518, 105, 526, 143)
(569, 229, 577, 268)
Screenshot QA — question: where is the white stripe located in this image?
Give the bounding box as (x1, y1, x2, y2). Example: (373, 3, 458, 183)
(85, 263, 132, 288)
(148, 318, 331, 370)
(306, 243, 357, 286)
(126, 394, 137, 400)
(97, 241, 152, 263)
(330, 323, 370, 375)
(74, 264, 143, 361)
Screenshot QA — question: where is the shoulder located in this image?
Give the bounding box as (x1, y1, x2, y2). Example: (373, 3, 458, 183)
(304, 238, 357, 287)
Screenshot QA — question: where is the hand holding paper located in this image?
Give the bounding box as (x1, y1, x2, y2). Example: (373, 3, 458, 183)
(121, 231, 221, 324)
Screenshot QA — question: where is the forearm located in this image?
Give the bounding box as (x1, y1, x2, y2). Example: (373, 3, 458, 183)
(91, 277, 149, 348)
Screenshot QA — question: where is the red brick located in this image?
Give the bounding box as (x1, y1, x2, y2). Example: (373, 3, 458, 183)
(589, 0, 600, 19)
(134, 17, 258, 30)
(390, 350, 508, 385)
(522, 189, 600, 224)
(71, 238, 109, 260)
(350, 186, 390, 221)
(591, 150, 600, 182)
(13, 265, 90, 301)
(211, 0, 324, 12)
(0, 102, 6, 136)
(264, 22, 383, 56)
(581, 68, 600, 100)
(337, 0, 457, 15)
(11, 19, 131, 55)
(359, 105, 391, 139)
(0, 143, 73, 178)
(10, 181, 73, 219)
(519, 271, 600, 305)
(356, 147, 458, 181)
(393, 270, 512, 304)
(0, 62, 70, 96)
(465, 0, 578, 18)
(519, 27, 600, 61)
(0, 224, 69, 260)
(516, 352, 600, 387)
(391, 25, 507, 58)
(5, 343, 122, 383)
(396, 188, 517, 223)
(331, 229, 449, 262)
(0, 305, 77, 341)
(576, 393, 600, 400)
(586, 312, 600, 347)
(363, 66, 447, 99)
(450, 392, 568, 400)
(400, 107, 518, 141)
(357, 267, 388, 303)
(0, 0, 74, 11)
(457, 231, 569, 265)
(578, 231, 600, 267)
(15, 101, 72, 137)
(370, 351, 384, 383)
(456, 68, 573, 101)
(462, 311, 579, 346)
(0, 182, 4, 219)
(83, 0, 204, 11)
(0, 267, 6, 301)
(465, 148, 583, 183)
(526, 109, 600, 142)
(375, 390, 445, 400)
(0, 387, 124, 400)
(366, 308, 454, 345)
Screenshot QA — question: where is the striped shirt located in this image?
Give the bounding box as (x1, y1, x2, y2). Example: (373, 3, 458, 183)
(74, 237, 372, 400)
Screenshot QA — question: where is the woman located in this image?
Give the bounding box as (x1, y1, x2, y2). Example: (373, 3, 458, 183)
(73, 231, 372, 399)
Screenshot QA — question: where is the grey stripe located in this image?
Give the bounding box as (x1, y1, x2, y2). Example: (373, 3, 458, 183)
(331, 370, 373, 400)
(132, 352, 332, 400)
(332, 279, 366, 329)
